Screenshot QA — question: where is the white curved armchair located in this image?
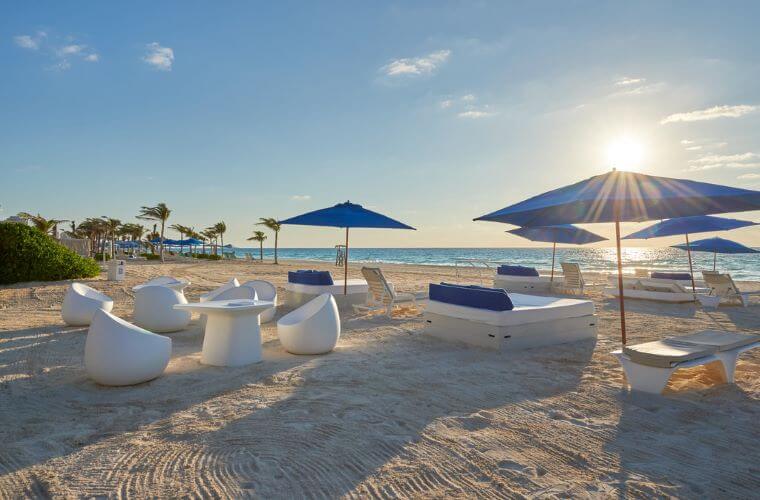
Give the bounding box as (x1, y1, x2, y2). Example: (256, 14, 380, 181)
(200, 278, 240, 302)
(62, 283, 114, 326)
(277, 293, 340, 355)
(242, 280, 277, 323)
(85, 309, 171, 386)
(132, 276, 190, 293)
(133, 285, 191, 332)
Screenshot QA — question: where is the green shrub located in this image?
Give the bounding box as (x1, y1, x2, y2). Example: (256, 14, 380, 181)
(145, 254, 161, 261)
(93, 253, 112, 261)
(0, 222, 101, 284)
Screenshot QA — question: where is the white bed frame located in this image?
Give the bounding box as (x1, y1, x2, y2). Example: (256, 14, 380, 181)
(603, 286, 696, 304)
(285, 281, 368, 310)
(493, 274, 554, 292)
(423, 311, 597, 351)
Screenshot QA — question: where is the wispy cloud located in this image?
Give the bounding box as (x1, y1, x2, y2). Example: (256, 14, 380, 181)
(439, 94, 497, 119)
(609, 76, 665, 97)
(143, 42, 174, 71)
(662, 105, 758, 124)
(737, 173, 760, 180)
(57, 44, 86, 56)
(439, 99, 454, 109)
(381, 49, 450, 77)
(290, 195, 311, 201)
(13, 32, 46, 50)
(688, 152, 760, 171)
(680, 139, 727, 152)
(458, 109, 497, 119)
(615, 77, 645, 86)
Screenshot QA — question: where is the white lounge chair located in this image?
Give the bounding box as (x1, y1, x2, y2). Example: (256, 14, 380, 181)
(698, 271, 760, 308)
(604, 279, 701, 303)
(353, 267, 425, 317)
(424, 289, 597, 351)
(200, 278, 240, 302)
(132, 276, 190, 293)
(133, 285, 191, 332)
(241, 280, 277, 323)
(612, 330, 760, 394)
(553, 262, 585, 294)
(62, 283, 114, 326)
(634, 268, 649, 278)
(85, 309, 172, 386)
(277, 294, 340, 355)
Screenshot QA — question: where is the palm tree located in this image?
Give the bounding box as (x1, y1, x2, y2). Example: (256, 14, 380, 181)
(101, 217, 121, 258)
(246, 230, 267, 260)
(17, 212, 68, 237)
(137, 203, 171, 262)
(202, 228, 217, 256)
(169, 223, 193, 254)
(214, 221, 227, 256)
(257, 218, 282, 264)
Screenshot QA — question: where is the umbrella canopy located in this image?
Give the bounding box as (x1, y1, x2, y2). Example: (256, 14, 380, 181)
(475, 170, 760, 226)
(475, 170, 760, 345)
(507, 225, 607, 281)
(116, 241, 141, 249)
(672, 236, 759, 272)
(622, 215, 758, 291)
(280, 201, 415, 293)
(184, 238, 203, 245)
(623, 215, 757, 240)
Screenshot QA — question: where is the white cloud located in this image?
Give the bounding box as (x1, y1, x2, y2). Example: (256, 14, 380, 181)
(290, 195, 311, 201)
(612, 82, 666, 97)
(461, 93, 476, 102)
(143, 42, 174, 71)
(57, 44, 86, 56)
(439, 99, 454, 109)
(615, 77, 645, 86)
(687, 152, 760, 171)
(680, 140, 694, 145)
(381, 49, 450, 77)
(13, 32, 46, 50)
(84, 53, 99, 62)
(737, 173, 760, 180)
(458, 109, 497, 119)
(662, 105, 758, 124)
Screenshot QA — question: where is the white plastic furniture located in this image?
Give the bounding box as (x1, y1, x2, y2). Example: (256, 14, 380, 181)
(353, 267, 425, 317)
(174, 299, 274, 366)
(85, 309, 171, 386)
(241, 280, 277, 323)
(612, 330, 760, 394)
(284, 279, 368, 310)
(199, 286, 257, 328)
(132, 276, 190, 293)
(133, 285, 191, 332)
(200, 278, 240, 302)
(700, 271, 759, 308)
(277, 294, 341, 355)
(61, 283, 114, 326)
(553, 262, 585, 294)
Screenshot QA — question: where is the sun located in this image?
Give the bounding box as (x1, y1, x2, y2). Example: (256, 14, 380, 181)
(606, 137, 644, 171)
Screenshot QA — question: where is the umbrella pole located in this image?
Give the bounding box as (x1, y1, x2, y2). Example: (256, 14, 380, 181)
(550, 241, 556, 282)
(685, 233, 696, 293)
(344, 227, 349, 295)
(615, 220, 627, 345)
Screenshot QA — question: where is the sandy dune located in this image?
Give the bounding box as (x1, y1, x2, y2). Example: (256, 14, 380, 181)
(1, 258, 759, 497)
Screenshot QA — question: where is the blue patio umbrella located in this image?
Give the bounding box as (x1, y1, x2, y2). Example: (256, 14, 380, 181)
(280, 201, 415, 294)
(507, 225, 607, 281)
(475, 169, 760, 344)
(116, 240, 141, 249)
(672, 236, 759, 272)
(622, 215, 758, 291)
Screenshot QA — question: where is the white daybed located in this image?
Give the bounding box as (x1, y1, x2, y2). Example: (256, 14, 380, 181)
(424, 293, 597, 351)
(492, 274, 555, 292)
(285, 278, 369, 310)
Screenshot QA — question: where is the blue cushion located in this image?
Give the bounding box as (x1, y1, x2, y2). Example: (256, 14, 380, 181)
(497, 265, 539, 277)
(429, 283, 514, 311)
(651, 272, 692, 281)
(288, 270, 334, 285)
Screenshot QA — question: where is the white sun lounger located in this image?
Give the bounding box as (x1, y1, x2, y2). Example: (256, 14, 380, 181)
(353, 267, 426, 317)
(612, 330, 760, 394)
(697, 271, 760, 308)
(493, 274, 555, 292)
(424, 293, 597, 351)
(284, 278, 369, 310)
(604, 279, 707, 303)
(552, 262, 585, 295)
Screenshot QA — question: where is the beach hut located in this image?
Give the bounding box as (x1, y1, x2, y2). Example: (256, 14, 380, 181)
(280, 201, 415, 294)
(474, 169, 760, 344)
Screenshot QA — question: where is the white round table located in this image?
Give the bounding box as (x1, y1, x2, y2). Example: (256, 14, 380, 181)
(174, 299, 274, 367)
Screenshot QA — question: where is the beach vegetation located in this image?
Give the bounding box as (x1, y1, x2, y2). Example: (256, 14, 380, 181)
(137, 203, 171, 262)
(257, 218, 281, 264)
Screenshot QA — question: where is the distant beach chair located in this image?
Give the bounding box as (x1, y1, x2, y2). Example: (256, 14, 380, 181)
(553, 262, 585, 294)
(223, 251, 237, 260)
(698, 271, 760, 308)
(634, 268, 649, 278)
(244, 252, 254, 261)
(604, 279, 705, 303)
(612, 330, 760, 394)
(353, 266, 426, 317)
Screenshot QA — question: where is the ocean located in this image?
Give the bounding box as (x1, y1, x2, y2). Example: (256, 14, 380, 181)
(227, 246, 760, 281)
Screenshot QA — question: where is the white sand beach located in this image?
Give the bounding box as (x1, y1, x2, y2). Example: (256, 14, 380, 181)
(1, 258, 759, 497)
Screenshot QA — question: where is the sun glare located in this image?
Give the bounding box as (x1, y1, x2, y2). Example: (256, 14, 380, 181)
(606, 137, 644, 171)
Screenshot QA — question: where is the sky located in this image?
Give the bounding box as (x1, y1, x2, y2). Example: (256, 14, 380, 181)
(2, 1, 760, 249)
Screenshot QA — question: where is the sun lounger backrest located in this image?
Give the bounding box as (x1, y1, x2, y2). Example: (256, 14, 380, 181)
(702, 272, 739, 297)
(561, 262, 583, 289)
(361, 267, 395, 305)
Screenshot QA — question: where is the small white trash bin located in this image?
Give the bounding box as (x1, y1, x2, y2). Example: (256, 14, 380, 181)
(108, 260, 126, 281)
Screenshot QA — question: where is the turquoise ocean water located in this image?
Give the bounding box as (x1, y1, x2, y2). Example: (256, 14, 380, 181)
(227, 247, 760, 281)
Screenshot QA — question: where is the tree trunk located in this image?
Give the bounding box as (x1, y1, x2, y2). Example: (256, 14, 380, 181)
(274, 231, 279, 264)
(160, 222, 165, 262)
(259, 241, 263, 260)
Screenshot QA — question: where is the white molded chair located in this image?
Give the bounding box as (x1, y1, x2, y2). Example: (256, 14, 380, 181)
(132, 276, 190, 293)
(200, 278, 240, 302)
(277, 293, 340, 355)
(133, 285, 191, 332)
(199, 286, 257, 328)
(62, 283, 114, 326)
(241, 280, 278, 323)
(85, 309, 171, 386)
